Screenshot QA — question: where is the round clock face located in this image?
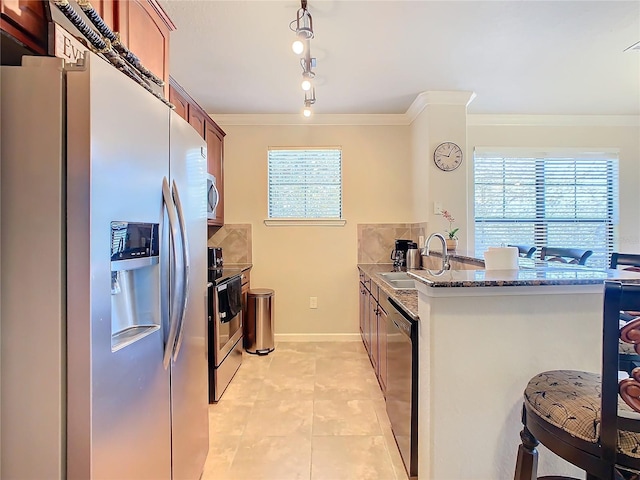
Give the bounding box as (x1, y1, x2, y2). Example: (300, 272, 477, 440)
(434, 142, 463, 171)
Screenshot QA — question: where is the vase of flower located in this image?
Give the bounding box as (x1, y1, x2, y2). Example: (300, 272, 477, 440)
(441, 209, 459, 252)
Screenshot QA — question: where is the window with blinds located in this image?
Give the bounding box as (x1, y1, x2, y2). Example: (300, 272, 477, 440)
(268, 148, 342, 219)
(473, 148, 619, 269)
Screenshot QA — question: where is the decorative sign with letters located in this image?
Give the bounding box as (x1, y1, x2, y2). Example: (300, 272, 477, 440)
(53, 23, 87, 63)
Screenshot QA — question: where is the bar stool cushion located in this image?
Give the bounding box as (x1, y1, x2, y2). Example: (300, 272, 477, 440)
(524, 370, 640, 457)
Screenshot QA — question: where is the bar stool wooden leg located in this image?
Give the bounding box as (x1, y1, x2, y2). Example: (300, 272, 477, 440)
(514, 423, 539, 480)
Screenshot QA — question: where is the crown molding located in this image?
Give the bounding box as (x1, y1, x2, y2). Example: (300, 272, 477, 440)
(406, 91, 477, 123)
(212, 113, 407, 126)
(210, 107, 638, 128)
(468, 114, 640, 127)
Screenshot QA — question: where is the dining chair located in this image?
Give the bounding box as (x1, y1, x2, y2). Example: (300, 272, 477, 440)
(611, 253, 640, 273)
(611, 254, 640, 376)
(514, 281, 640, 480)
(540, 247, 593, 265)
(509, 245, 537, 259)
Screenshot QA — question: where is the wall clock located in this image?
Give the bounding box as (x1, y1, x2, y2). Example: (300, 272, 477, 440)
(433, 142, 463, 171)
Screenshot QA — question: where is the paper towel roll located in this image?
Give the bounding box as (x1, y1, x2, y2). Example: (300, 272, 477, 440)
(484, 246, 519, 270)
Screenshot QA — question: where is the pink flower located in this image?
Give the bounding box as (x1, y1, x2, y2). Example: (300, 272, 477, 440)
(441, 209, 459, 240)
(441, 210, 455, 223)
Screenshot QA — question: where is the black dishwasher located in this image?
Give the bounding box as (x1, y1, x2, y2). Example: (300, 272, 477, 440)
(384, 296, 418, 480)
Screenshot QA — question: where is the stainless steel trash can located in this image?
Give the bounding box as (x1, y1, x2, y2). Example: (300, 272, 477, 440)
(244, 288, 274, 355)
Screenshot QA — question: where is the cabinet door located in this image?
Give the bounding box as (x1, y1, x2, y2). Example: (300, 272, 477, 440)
(377, 306, 388, 394)
(368, 294, 378, 371)
(1, 0, 48, 53)
(89, 0, 117, 32)
(205, 121, 225, 226)
(358, 282, 366, 338)
(169, 84, 189, 122)
(362, 287, 370, 354)
(188, 107, 206, 138)
(118, 0, 173, 97)
(241, 275, 249, 329)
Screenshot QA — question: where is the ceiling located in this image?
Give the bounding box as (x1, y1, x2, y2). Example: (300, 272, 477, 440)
(159, 1, 640, 116)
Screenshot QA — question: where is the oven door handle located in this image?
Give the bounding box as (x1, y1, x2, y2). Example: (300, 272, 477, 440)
(162, 177, 182, 369)
(171, 179, 190, 361)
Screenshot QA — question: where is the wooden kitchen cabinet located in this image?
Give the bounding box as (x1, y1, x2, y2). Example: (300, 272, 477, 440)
(369, 286, 379, 372)
(169, 77, 226, 227)
(359, 274, 371, 354)
(169, 83, 189, 121)
(357, 269, 388, 394)
(188, 106, 206, 138)
(241, 270, 250, 323)
(116, 0, 174, 97)
(205, 120, 225, 226)
(376, 303, 387, 394)
(1, 0, 173, 94)
(1, 0, 48, 54)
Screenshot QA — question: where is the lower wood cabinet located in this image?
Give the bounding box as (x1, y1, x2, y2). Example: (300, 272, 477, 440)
(358, 270, 387, 395)
(241, 270, 250, 322)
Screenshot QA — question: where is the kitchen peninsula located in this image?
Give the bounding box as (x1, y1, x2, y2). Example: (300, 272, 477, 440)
(361, 256, 640, 479)
(411, 261, 640, 479)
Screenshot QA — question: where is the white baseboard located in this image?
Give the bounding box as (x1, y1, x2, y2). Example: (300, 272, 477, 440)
(275, 333, 362, 342)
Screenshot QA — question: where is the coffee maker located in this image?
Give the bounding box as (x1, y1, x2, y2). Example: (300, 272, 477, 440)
(391, 239, 415, 270)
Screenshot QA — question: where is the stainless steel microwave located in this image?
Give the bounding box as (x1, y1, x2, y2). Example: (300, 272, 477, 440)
(206, 173, 219, 220)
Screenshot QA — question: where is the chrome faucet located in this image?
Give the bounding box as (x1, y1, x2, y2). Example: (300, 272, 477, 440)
(422, 233, 450, 271)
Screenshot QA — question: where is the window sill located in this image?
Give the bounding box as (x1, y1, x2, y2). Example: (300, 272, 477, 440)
(264, 219, 347, 227)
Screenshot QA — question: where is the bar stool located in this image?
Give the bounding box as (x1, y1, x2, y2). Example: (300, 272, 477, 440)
(540, 247, 593, 265)
(514, 282, 640, 479)
(611, 254, 640, 375)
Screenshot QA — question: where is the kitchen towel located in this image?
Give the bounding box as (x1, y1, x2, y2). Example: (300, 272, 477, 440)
(218, 276, 242, 323)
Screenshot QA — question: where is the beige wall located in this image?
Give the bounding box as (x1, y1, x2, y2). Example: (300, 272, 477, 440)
(220, 124, 411, 336)
(217, 117, 639, 336)
(467, 122, 640, 253)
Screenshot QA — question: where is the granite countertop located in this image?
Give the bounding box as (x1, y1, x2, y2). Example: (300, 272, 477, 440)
(358, 264, 419, 321)
(409, 259, 640, 288)
(359, 259, 640, 322)
(208, 263, 252, 285)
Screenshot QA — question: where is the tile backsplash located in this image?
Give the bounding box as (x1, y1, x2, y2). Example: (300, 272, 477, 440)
(208, 224, 252, 264)
(357, 223, 427, 263)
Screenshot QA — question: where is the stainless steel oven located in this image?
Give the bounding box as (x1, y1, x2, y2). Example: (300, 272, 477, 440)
(384, 295, 418, 480)
(208, 276, 243, 402)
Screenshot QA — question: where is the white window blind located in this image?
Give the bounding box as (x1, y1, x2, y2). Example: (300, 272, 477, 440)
(473, 148, 619, 269)
(268, 148, 342, 219)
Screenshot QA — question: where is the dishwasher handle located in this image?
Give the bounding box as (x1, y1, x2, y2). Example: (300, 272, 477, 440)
(388, 297, 414, 338)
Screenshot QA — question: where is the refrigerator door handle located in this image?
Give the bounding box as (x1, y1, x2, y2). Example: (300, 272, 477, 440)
(162, 177, 182, 369)
(171, 179, 190, 360)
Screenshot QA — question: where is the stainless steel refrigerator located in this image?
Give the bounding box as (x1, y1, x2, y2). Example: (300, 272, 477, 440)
(1, 52, 208, 479)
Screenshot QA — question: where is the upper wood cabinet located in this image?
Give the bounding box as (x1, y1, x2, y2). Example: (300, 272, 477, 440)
(1, 0, 48, 54)
(205, 120, 225, 226)
(188, 106, 206, 139)
(169, 77, 226, 227)
(117, 0, 174, 97)
(169, 83, 189, 121)
(1, 0, 174, 95)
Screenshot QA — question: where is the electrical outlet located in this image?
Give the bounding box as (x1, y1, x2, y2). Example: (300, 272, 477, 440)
(309, 297, 318, 309)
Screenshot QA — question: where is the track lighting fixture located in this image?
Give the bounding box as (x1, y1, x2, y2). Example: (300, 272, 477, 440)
(290, 0, 318, 116)
(303, 87, 315, 117)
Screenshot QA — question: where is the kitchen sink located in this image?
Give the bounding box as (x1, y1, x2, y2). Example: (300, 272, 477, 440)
(378, 272, 416, 290)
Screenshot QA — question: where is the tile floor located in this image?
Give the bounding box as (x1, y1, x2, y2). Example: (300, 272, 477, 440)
(202, 341, 409, 480)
